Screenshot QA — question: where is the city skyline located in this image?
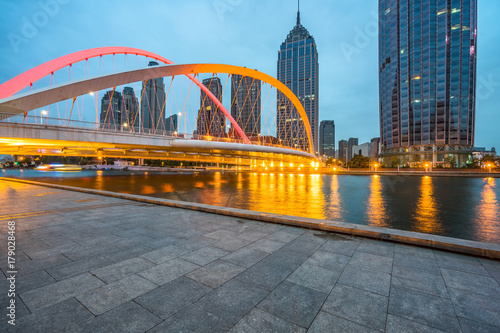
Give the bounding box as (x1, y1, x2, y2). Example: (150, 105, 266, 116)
(0, 0, 498, 150)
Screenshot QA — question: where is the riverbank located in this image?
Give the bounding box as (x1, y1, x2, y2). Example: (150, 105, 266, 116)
(1, 179, 499, 332)
(2, 176, 499, 258)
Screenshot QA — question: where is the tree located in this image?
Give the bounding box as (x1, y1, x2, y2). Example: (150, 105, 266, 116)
(347, 155, 370, 168)
(443, 155, 457, 168)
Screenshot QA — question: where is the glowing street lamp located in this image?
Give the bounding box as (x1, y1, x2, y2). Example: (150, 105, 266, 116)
(487, 163, 492, 173)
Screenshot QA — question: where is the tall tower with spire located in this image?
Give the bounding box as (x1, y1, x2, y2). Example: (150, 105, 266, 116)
(277, 1, 319, 153)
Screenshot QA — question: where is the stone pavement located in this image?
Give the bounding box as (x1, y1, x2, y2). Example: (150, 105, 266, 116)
(0, 180, 499, 333)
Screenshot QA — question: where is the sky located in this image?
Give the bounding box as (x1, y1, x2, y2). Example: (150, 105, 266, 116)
(0, 0, 499, 149)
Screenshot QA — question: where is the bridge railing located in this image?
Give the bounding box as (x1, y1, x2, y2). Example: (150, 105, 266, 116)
(1, 113, 308, 153)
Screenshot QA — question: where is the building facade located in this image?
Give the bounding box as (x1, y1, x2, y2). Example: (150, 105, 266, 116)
(319, 120, 335, 157)
(347, 137, 359, 162)
(122, 87, 139, 129)
(165, 114, 178, 133)
(277, 6, 319, 153)
(100, 90, 123, 128)
(379, 0, 477, 167)
(197, 77, 225, 137)
(141, 61, 166, 132)
(338, 140, 348, 164)
(231, 75, 261, 136)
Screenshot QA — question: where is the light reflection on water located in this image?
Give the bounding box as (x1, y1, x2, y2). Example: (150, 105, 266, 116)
(3, 169, 500, 244)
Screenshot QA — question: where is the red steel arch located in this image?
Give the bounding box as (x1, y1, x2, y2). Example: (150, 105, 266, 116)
(0, 47, 250, 143)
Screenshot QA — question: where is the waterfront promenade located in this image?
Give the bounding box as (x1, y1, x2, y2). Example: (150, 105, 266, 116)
(1, 180, 499, 332)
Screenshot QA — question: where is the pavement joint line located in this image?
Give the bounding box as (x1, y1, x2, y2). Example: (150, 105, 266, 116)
(1, 176, 500, 259)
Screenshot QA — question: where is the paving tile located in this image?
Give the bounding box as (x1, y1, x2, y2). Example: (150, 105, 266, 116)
(211, 237, 254, 252)
(135, 275, 211, 319)
(46, 255, 114, 281)
(448, 287, 500, 327)
(440, 267, 500, 298)
(322, 283, 388, 331)
(319, 238, 360, 256)
(101, 244, 153, 262)
(195, 278, 268, 324)
(90, 257, 154, 283)
(286, 263, 340, 293)
(235, 262, 294, 291)
(76, 274, 157, 315)
(261, 249, 309, 271)
(349, 251, 393, 274)
(388, 285, 460, 332)
(17, 269, 56, 293)
(393, 252, 440, 275)
(139, 244, 190, 264)
(338, 264, 391, 296)
(392, 265, 449, 298)
(257, 281, 327, 328)
(14, 298, 94, 333)
(67, 300, 161, 333)
(222, 247, 269, 268)
(458, 316, 500, 333)
(61, 243, 120, 261)
(304, 250, 350, 271)
(434, 252, 490, 276)
(138, 258, 199, 285)
(246, 238, 287, 253)
(356, 239, 394, 258)
(386, 314, 447, 333)
(148, 304, 232, 333)
(228, 307, 306, 333)
(394, 243, 436, 259)
(186, 259, 246, 288)
(265, 230, 300, 243)
(180, 246, 230, 266)
(20, 273, 105, 311)
(308, 311, 379, 333)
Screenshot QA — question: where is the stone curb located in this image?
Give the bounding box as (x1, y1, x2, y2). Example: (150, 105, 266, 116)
(2, 176, 499, 259)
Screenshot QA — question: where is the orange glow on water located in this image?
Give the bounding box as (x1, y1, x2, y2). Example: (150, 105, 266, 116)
(413, 176, 442, 234)
(366, 175, 388, 227)
(474, 178, 500, 243)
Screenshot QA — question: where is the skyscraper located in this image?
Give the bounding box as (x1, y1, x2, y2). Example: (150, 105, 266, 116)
(277, 3, 319, 153)
(197, 77, 225, 137)
(319, 120, 335, 157)
(165, 114, 178, 133)
(141, 61, 165, 132)
(100, 90, 122, 128)
(231, 75, 261, 136)
(338, 140, 348, 163)
(347, 137, 359, 161)
(122, 87, 139, 128)
(379, 0, 477, 166)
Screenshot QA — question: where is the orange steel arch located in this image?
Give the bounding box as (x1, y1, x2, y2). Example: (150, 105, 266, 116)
(0, 62, 315, 154)
(0, 47, 250, 143)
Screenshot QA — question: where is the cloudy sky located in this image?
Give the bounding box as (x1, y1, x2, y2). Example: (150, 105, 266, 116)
(0, 0, 498, 149)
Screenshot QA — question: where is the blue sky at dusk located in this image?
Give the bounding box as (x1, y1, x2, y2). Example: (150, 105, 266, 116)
(0, 0, 498, 149)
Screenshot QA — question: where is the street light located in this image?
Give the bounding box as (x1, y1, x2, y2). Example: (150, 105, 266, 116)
(487, 163, 492, 173)
(41, 110, 48, 124)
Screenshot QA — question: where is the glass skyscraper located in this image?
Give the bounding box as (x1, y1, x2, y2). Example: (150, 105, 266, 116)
(141, 61, 166, 133)
(319, 120, 335, 157)
(231, 75, 261, 136)
(379, 0, 477, 167)
(197, 77, 225, 137)
(277, 6, 319, 153)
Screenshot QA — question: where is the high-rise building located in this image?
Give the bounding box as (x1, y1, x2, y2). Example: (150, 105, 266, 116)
(165, 114, 178, 133)
(277, 4, 319, 153)
(100, 90, 123, 128)
(197, 77, 225, 137)
(347, 137, 359, 162)
(122, 87, 139, 128)
(338, 140, 348, 163)
(379, 0, 477, 166)
(231, 75, 261, 136)
(141, 61, 165, 132)
(319, 120, 335, 157)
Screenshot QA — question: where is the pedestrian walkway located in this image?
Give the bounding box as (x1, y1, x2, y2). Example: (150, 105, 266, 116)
(1, 180, 499, 332)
